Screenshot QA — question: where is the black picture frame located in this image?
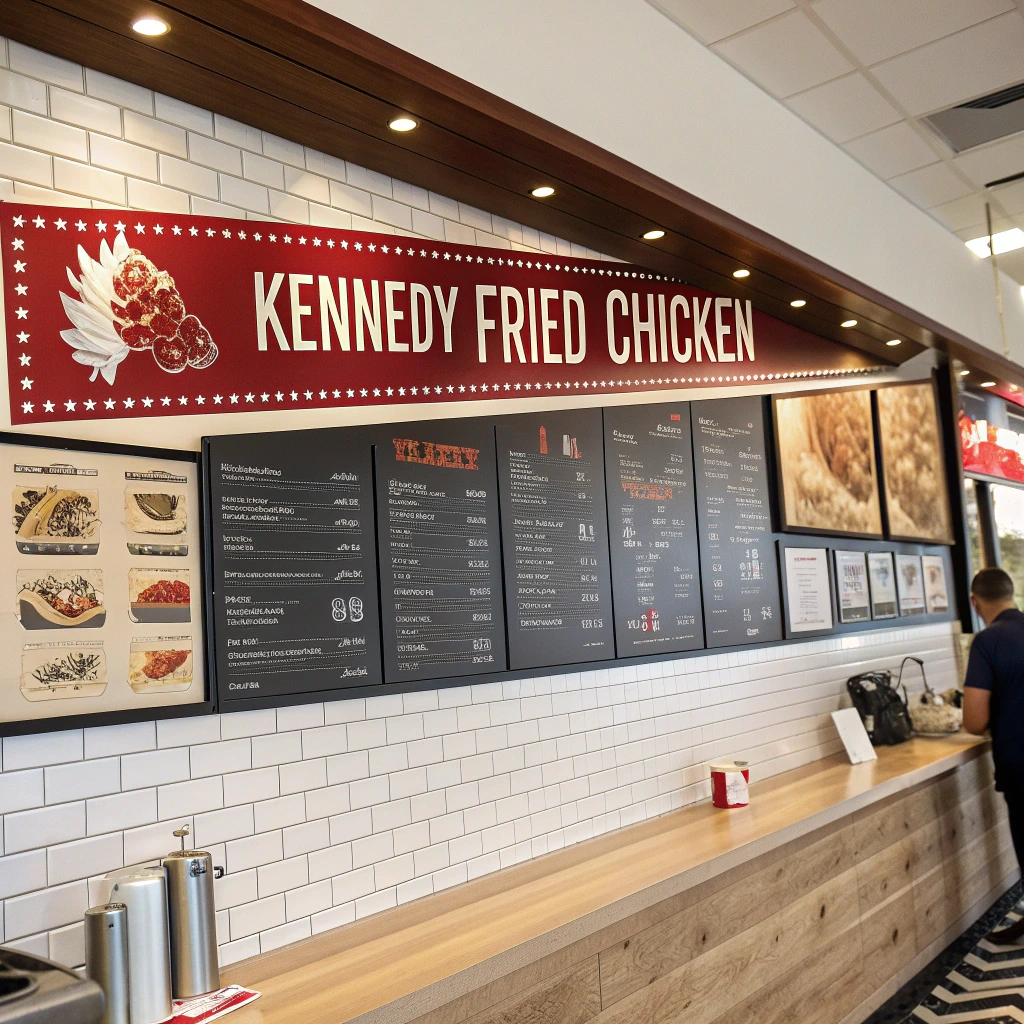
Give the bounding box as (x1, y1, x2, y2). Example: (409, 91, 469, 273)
(834, 549, 871, 624)
(875, 376, 955, 546)
(779, 540, 836, 639)
(0, 429, 214, 737)
(771, 386, 885, 541)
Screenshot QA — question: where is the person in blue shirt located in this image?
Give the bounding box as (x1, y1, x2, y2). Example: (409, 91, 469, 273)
(963, 567, 1024, 945)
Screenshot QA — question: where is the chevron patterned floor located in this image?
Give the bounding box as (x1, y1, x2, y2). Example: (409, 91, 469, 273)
(862, 883, 1024, 1024)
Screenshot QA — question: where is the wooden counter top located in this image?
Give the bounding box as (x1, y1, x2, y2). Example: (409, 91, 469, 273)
(225, 734, 989, 1024)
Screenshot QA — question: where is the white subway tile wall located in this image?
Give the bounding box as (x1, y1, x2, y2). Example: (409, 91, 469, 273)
(0, 37, 963, 969)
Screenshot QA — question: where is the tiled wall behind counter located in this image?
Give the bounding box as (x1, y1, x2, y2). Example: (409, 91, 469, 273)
(1, 622, 958, 969)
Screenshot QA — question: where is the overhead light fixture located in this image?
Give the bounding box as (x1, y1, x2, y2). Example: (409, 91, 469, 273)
(388, 116, 418, 132)
(840, 319, 857, 328)
(732, 269, 750, 279)
(960, 369, 970, 376)
(981, 380, 997, 387)
(790, 299, 806, 308)
(966, 228, 1024, 258)
(132, 16, 169, 35)
(886, 339, 902, 347)
(642, 229, 665, 240)
(531, 186, 555, 198)
(1011, 384, 1021, 393)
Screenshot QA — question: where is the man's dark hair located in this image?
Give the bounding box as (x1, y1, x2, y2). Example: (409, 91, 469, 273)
(971, 567, 1015, 602)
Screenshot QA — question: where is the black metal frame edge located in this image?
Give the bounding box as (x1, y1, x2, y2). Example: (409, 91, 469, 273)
(0, 429, 214, 737)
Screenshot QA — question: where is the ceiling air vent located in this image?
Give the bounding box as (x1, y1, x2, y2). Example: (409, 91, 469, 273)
(925, 81, 1024, 152)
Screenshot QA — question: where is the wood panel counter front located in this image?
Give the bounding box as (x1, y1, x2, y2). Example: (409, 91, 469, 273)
(225, 735, 1016, 1024)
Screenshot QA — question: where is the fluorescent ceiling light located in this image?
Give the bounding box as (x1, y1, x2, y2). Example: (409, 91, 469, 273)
(966, 228, 1024, 257)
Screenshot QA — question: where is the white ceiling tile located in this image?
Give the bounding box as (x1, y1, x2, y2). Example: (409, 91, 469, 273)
(644, 0, 796, 45)
(953, 132, 1024, 186)
(929, 193, 995, 231)
(955, 220, 1014, 240)
(712, 10, 853, 98)
(990, 178, 1024, 214)
(888, 162, 974, 207)
(811, 0, 1013, 66)
(871, 11, 1024, 116)
(786, 73, 900, 143)
(844, 121, 947, 178)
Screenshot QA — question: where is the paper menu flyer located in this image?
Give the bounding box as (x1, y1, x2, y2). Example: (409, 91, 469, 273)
(170, 986, 260, 1023)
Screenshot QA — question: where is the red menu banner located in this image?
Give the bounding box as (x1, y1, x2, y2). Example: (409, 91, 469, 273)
(960, 409, 1024, 484)
(1, 203, 881, 424)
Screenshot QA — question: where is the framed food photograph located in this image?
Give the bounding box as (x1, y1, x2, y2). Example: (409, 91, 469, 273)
(921, 553, 951, 615)
(866, 551, 898, 620)
(875, 380, 954, 544)
(895, 553, 925, 616)
(773, 388, 883, 539)
(0, 431, 211, 736)
(834, 550, 871, 623)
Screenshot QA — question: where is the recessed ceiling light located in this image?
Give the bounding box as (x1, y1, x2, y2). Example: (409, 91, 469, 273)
(960, 369, 970, 376)
(388, 116, 417, 132)
(790, 299, 806, 308)
(132, 16, 169, 35)
(642, 229, 665, 241)
(1011, 383, 1021, 393)
(840, 319, 857, 328)
(966, 228, 1024, 258)
(981, 381, 997, 387)
(886, 339, 902, 347)
(530, 186, 555, 198)
(732, 269, 750, 279)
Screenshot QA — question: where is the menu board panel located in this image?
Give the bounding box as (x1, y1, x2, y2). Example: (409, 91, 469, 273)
(497, 410, 615, 670)
(206, 429, 381, 704)
(375, 420, 506, 683)
(604, 404, 703, 655)
(691, 397, 782, 647)
(1, 440, 205, 725)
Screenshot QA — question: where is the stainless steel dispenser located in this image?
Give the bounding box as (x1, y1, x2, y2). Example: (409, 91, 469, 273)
(83, 904, 130, 1024)
(107, 866, 173, 1024)
(163, 825, 222, 999)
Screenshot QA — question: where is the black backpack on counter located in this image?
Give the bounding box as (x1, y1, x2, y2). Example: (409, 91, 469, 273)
(846, 666, 913, 746)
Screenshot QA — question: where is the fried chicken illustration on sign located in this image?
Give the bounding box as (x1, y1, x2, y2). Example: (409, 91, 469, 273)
(60, 232, 217, 383)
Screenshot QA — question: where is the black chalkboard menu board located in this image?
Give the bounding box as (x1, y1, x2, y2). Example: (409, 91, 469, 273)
(691, 397, 782, 647)
(374, 420, 506, 683)
(496, 409, 615, 670)
(604, 404, 703, 655)
(205, 429, 382, 706)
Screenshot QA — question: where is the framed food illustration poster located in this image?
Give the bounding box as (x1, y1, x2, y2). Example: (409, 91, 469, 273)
(773, 388, 883, 539)
(875, 381, 954, 544)
(1, 433, 208, 733)
(866, 551, 898, 620)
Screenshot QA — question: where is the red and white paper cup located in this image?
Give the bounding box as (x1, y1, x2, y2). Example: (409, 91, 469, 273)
(709, 761, 750, 808)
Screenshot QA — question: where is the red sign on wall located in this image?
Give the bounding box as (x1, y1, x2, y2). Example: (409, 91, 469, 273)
(1, 203, 882, 424)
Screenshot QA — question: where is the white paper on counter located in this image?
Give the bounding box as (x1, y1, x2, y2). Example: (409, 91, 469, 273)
(832, 707, 877, 764)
